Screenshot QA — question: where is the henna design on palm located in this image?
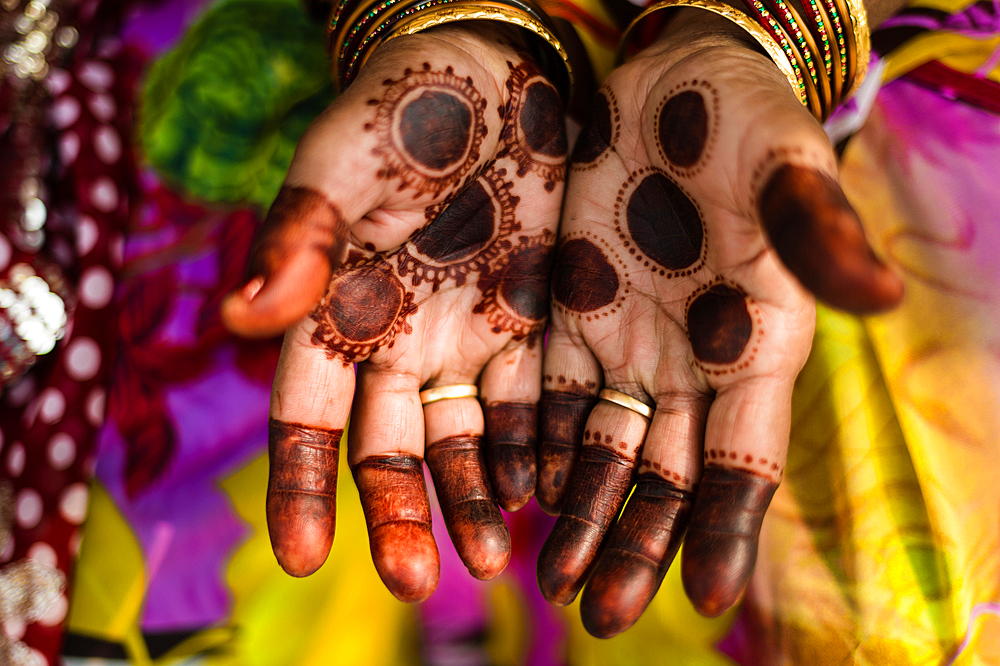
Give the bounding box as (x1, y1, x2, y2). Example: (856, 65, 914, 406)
(551, 231, 629, 321)
(310, 261, 417, 365)
(571, 90, 620, 171)
(473, 230, 554, 340)
(654, 80, 719, 178)
(396, 165, 520, 291)
(366, 62, 488, 198)
(498, 61, 567, 192)
(615, 168, 706, 278)
(684, 281, 764, 375)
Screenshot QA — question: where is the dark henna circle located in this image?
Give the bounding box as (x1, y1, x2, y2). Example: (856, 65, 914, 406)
(473, 230, 553, 340)
(249, 186, 348, 276)
(367, 63, 487, 197)
(685, 281, 763, 374)
(551, 232, 629, 323)
(310, 262, 417, 364)
(498, 61, 567, 192)
(537, 379, 598, 514)
(580, 472, 695, 638)
(571, 90, 619, 170)
(266, 419, 342, 577)
(424, 434, 510, 579)
(681, 466, 779, 617)
(654, 81, 718, 177)
(615, 168, 706, 277)
(537, 444, 634, 605)
(483, 401, 538, 511)
(352, 454, 439, 602)
(396, 166, 519, 291)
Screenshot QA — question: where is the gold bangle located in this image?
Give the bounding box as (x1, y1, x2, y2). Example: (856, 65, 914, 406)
(374, 2, 574, 99)
(598, 388, 655, 420)
(841, 0, 870, 98)
(618, 0, 808, 108)
(419, 384, 480, 405)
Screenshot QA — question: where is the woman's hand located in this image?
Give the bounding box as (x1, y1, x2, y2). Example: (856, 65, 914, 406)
(221, 24, 566, 600)
(536, 11, 902, 637)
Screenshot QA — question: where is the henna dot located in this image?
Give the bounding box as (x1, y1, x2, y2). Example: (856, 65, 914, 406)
(745, 454, 753, 463)
(593, 431, 601, 441)
(400, 91, 473, 171)
(729, 452, 737, 460)
(414, 182, 494, 261)
(571, 92, 613, 164)
(619, 442, 627, 450)
(605, 434, 612, 444)
(552, 238, 619, 312)
(520, 82, 566, 157)
(325, 266, 405, 342)
(687, 285, 753, 365)
(658, 90, 709, 168)
(709, 450, 717, 458)
(626, 173, 703, 270)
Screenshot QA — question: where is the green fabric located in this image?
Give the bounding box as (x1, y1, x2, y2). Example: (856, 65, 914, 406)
(140, 0, 335, 210)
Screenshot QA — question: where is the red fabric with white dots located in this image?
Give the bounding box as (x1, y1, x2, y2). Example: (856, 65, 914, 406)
(0, 40, 146, 664)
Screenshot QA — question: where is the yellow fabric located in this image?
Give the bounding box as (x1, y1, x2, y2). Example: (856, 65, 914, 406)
(210, 443, 420, 666)
(735, 85, 1000, 664)
(67, 482, 153, 664)
(880, 0, 999, 82)
(564, 556, 737, 665)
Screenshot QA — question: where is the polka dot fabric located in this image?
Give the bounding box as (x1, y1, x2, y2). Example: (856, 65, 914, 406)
(0, 33, 146, 665)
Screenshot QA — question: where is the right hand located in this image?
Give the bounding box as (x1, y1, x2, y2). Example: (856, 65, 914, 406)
(221, 23, 567, 601)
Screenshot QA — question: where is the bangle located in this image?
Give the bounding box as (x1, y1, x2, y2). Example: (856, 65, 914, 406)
(328, 0, 573, 103)
(840, 0, 870, 96)
(759, 0, 831, 116)
(619, 0, 808, 108)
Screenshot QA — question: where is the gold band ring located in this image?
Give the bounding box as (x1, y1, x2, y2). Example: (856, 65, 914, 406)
(419, 384, 479, 405)
(598, 388, 654, 420)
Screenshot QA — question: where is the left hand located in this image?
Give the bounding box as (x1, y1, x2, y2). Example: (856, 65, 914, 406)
(535, 10, 902, 636)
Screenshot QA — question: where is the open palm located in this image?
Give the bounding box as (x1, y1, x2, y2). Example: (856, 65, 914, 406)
(222, 24, 566, 601)
(536, 17, 902, 637)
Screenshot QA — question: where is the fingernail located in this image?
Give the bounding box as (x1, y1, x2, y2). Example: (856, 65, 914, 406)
(242, 276, 265, 302)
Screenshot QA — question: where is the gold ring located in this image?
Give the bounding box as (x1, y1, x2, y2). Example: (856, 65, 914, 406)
(419, 384, 479, 405)
(599, 388, 654, 419)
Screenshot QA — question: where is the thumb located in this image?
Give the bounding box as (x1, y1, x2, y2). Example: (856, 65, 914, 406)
(221, 185, 349, 338)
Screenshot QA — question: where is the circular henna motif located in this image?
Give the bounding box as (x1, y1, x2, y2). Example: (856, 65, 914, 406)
(311, 263, 417, 363)
(551, 231, 629, 322)
(684, 282, 763, 374)
(367, 63, 487, 197)
(474, 231, 554, 339)
(571, 90, 619, 171)
(396, 165, 520, 291)
(654, 80, 718, 178)
(614, 168, 706, 278)
(499, 62, 566, 192)
(400, 91, 473, 170)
